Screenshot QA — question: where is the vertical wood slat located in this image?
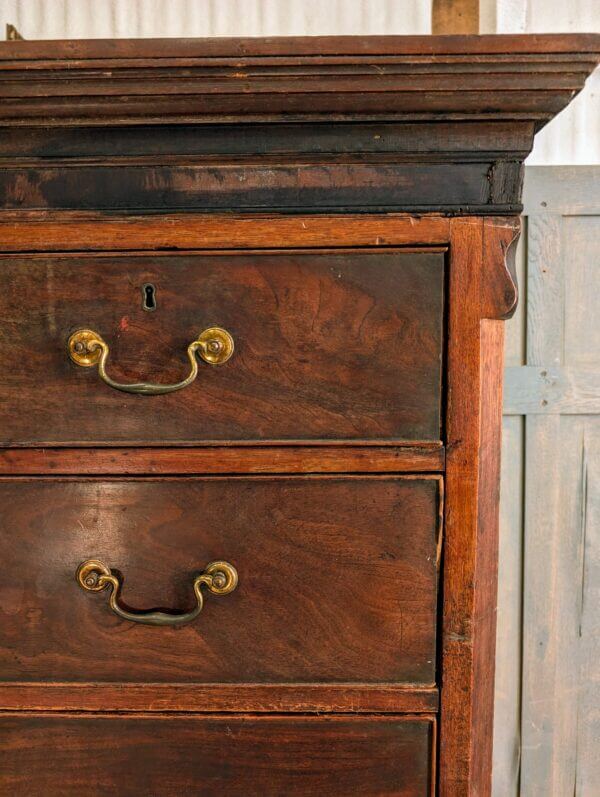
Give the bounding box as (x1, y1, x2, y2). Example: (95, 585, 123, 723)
(492, 415, 524, 797)
(576, 421, 600, 795)
(493, 213, 527, 797)
(431, 0, 479, 34)
(520, 212, 570, 795)
(513, 172, 600, 796)
(482, 169, 600, 795)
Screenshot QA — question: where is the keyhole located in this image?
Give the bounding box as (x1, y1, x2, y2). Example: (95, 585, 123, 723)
(142, 283, 156, 311)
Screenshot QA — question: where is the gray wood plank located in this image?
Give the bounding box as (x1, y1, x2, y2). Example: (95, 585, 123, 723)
(521, 416, 584, 796)
(575, 419, 600, 795)
(497, 167, 600, 796)
(523, 166, 600, 215)
(504, 220, 527, 369)
(493, 415, 524, 797)
(504, 366, 600, 415)
(526, 213, 564, 368)
(520, 208, 576, 796)
(563, 216, 600, 370)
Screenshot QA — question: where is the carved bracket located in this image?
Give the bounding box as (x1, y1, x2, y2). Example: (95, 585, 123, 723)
(481, 217, 521, 320)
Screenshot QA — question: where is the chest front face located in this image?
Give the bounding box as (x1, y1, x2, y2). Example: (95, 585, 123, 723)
(0, 33, 597, 797)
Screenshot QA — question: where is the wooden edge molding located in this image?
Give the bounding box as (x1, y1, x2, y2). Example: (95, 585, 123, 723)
(1, 33, 599, 59)
(0, 35, 597, 128)
(0, 445, 445, 475)
(481, 217, 521, 320)
(0, 212, 451, 252)
(0, 683, 439, 714)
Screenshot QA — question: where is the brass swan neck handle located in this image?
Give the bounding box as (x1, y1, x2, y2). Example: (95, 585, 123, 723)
(76, 559, 238, 627)
(68, 327, 234, 396)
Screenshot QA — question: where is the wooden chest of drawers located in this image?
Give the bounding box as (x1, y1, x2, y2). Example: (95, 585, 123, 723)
(0, 34, 598, 796)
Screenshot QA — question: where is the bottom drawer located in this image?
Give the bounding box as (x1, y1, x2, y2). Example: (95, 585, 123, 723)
(0, 714, 435, 796)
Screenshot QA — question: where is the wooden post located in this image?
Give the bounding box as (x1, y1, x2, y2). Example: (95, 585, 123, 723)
(432, 0, 480, 34)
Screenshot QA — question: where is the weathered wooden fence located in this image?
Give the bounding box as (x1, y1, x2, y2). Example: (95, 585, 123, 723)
(494, 166, 600, 796)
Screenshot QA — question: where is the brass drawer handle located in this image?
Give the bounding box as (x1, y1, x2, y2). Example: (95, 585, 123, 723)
(76, 559, 238, 627)
(68, 326, 234, 395)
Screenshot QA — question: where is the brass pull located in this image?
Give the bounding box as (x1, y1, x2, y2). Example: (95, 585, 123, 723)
(76, 559, 238, 627)
(68, 326, 234, 395)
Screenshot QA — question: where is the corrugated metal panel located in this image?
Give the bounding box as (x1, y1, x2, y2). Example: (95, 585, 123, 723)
(495, 0, 600, 164)
(0, 0, 430, 38)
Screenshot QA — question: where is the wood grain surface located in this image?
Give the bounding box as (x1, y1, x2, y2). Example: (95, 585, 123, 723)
(0, 476, 441, 685)
(0, 714, 435, 797)
(0, 250, 444, 445)
(0, 445, 445, 475)
(0, 34, 597, 128)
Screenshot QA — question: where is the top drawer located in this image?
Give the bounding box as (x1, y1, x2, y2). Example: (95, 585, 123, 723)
(0, 249, 444, 446)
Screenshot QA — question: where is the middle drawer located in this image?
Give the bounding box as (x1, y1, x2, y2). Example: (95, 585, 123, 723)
(0, 475, 441, 685)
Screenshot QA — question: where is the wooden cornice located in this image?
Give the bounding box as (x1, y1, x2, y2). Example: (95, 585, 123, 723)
(0, 34, 598, 128)
(0, 35, 597, 215)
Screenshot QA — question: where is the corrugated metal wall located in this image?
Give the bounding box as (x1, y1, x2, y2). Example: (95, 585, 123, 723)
(0, 0, 431, 38)
(1, 2, 598, 795)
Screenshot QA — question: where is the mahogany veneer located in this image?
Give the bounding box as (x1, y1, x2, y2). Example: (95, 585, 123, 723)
(0, 34, 598, 797)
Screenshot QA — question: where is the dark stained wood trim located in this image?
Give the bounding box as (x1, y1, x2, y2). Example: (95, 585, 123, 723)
(0, 683, 439, 714)
(0, 446, 444, 475)
(0, 121, 535, 159)
(0, 161, 523, 214)
(0, 121, 532, 214)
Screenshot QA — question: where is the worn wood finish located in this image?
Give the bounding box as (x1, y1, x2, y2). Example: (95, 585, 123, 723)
(0, 160, 522, 214)
(0, 35, 598, 127)
(432, 0, 479, 35)
(439, 218, 516, 796)
(0, 476, 441, 685)
(0, 445, 445, 475)
(0, 683, 438, 714)
(0, 121, 534, 159)
(0, 250, 444, 445)
(0, 212, 451, 251)
(1, 36, 597, 215)
(0, 714, 436, 797)
(1, 38, 596, 797)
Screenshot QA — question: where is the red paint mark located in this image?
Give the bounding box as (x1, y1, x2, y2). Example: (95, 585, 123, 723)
(119, 316, 129, 331)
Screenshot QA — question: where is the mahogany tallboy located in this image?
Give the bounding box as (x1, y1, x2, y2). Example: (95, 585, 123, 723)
(0, 35, 598, 796)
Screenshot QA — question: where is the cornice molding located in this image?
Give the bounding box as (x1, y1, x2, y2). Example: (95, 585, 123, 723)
(0, 34, 598, 129)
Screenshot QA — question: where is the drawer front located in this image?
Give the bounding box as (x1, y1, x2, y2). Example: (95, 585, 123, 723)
(0, 250, 444, 445)
(0, 714, 435, 796)
(0, 476, 440, 684)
